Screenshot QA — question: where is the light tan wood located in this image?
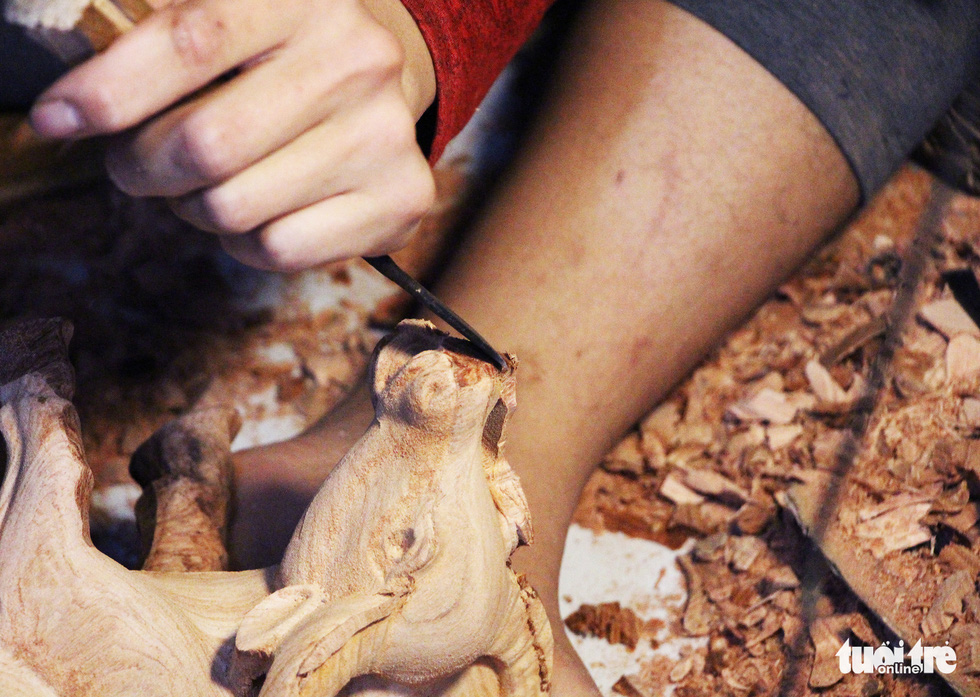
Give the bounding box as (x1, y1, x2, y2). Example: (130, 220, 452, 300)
(0, 648, 59, 697)
(75, 0, 141, 51)
(238, 320, 552, 696)
(0, 318, 552, 696)
(130, 405, 241, 572)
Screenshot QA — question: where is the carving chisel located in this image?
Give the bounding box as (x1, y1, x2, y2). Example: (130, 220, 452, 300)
(364, 255, 506, 370)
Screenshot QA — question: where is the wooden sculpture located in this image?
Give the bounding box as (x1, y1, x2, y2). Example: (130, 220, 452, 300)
(0, 318, 553, 696)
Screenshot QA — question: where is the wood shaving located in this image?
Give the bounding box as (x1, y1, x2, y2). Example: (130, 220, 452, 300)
(573, 166, 980, 697)
(805, 358, 850, 404)
(726, 387, 798, 425)
(660, 474, 705, 505)
(563, 602, 644, 651)
(922, 570, 975, 637)
(920, 298, 980, 339)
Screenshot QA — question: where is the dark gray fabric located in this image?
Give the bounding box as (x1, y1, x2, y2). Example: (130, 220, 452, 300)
(669, 0, 980, 202)
(0, 19, 66, 109)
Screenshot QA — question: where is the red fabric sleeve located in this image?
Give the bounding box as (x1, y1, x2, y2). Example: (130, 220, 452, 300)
(399, 0, 555, 162)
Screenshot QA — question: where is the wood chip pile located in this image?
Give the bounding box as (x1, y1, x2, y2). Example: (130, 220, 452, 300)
(570, 167, 980, 696)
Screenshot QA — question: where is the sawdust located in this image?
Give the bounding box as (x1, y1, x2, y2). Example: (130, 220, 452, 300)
(573, 166, 979, 696)
(564, 602, 649, 651)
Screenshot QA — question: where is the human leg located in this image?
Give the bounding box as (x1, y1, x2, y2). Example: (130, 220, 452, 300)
(427, 2, 857, 691)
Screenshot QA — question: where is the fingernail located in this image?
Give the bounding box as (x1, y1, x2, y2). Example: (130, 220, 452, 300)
(31, 100, 84, 137)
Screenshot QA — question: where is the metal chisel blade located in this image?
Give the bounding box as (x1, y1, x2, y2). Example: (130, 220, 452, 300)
(364, 255, 507, 371)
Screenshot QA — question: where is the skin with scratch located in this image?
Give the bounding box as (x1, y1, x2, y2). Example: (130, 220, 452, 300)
(0, 319, 551, 696)
(23, 0, 437, 270)
(230, 2, 861, 694)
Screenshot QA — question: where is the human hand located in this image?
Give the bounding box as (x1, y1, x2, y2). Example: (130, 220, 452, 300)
(29, 0, 437, 270)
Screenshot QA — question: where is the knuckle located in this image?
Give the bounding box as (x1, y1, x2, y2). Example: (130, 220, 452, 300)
(401, 167, 436, 221)
(176, 116, 236, 181)
(372, 30, 405, 76)
(362, 104, 418, 154)
(168, 3, 230, 68)
(253, 224, 306, 272)
(79, 83, 128, 132)
(311, 26, 402, 100)
(355, 25, 404, 80)
(200, 186, 253, 233)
